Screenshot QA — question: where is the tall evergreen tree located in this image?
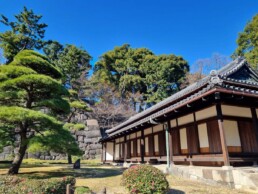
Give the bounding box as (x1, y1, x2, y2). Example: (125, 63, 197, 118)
(0, 7, 47, 63)
(0, 50, 80, 174)
(233, 14, 258, 69)
(44, 43, 92, 163)
(94, 44, 189, 109)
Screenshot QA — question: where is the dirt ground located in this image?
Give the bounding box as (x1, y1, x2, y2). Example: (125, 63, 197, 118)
(0, 164, 250, 194)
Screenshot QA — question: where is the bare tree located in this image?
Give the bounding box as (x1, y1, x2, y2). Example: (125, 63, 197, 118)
(85, 82, 136, 130)
(192, 53, 231, 77)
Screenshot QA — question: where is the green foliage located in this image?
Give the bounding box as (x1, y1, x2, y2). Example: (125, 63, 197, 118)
(0, 7, 48, 63)
(0, 50, 82, 174)
(28, 126, 83, 156)
(43, 40, 64, 62)
(0, 124, 15, 152)
(45, 44, 92, 89)
(0, 106, 62, 130)
(94, 44, 189, 107)
(122, 165, 169, 194)
(73, 123, 86, 130)
(234, 14, 258, 69)
(10, 50, 62, 79)
(0, 175, 75, 194)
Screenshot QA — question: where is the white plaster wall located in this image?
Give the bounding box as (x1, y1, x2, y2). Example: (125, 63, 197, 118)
(170, 119, 177, 128)
(224, 120, 241, 146)
(196, 106, 216, 121)
(131, 141, 133, 154)
(222, 105, 252, 118)
(119, 137, 124, 142)
(154, 134, 159, 152)
(178, 114, 194, 126)
(106, 142, 113, 161)
(153, 124, 163, 133)
(137, 139, 141, 154)
(115, 144, 119, 159)
(115, 138, 119, 143)
(144, 128, 152, 135)
(137, 131, 141, 137)
(180, 128, 188, 149)
(120, 143, 123, 156)
(198, 123, 209, 147)
(145, 137, 149, 153)
(130, 133, 136, 139)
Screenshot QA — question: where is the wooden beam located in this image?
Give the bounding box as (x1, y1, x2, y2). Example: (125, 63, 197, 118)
(104, 143, 106, 162)
(101, 143, 104, 163)
(251, 107, 258, 148)
(124, 136, 127, 163)
(113, 141, 115, 162)
(216, 103, 230, 166)
(167, 121, 174, 165)
(140, 129, 145, 163)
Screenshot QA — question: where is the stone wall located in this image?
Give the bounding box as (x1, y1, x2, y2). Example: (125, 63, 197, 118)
(0, 116, 103, 161)
(170, 165, 258, 192)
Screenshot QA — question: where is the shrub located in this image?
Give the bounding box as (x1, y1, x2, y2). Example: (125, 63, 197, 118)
(121, 165, 169, 194)
(0, 175, 75, 194)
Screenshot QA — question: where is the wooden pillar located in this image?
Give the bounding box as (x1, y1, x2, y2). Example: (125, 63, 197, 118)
(103, 142, 106, 162)
(168, 121, 174, 165)
(124, 136, 127, 163)
(165, 122, 170, 168)
(251, 107, 258, 147)
(140, 129, 145, 163)
(216, 103, 230, 166)
(113, 141, 115, 162)
(101, 142, 104, 163)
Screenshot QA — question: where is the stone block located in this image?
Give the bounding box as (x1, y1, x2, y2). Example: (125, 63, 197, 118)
(85, 131, 101, 138)
(88, 125, 99, 131)
(95, 149, 102, 155)
(77, 136, 84, 142)
(14, 148, 19, 154)
(212, 170, 232, 183)
(3, 146, 13, 153)
(50, 151, 59, 156)
(89, 144, 102, 149)
(203, 169, 213, 180)
(91, 138, 100, 142)
(75, 130, 87, 136)
(89, 150, 96, 155)
(86, 119, 99, 126)
(79, 142, 86, 148)
(45, 156, 51, 160)
(28, 153, 37, 159)
(0, 154, 5, 160)
(84, 139, 93, 143)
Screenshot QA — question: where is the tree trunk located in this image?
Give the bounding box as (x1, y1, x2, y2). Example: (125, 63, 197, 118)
(8, 132, 27, 175)
(68, 154, 72, 164)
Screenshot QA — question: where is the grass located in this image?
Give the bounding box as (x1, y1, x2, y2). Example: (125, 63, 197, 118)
(0, 161, 249, 194)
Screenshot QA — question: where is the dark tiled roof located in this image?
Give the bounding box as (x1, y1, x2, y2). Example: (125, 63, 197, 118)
(103, 57, 258, 140)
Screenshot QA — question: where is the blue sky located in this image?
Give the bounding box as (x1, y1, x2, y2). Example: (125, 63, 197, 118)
(0, 0, 257, 70)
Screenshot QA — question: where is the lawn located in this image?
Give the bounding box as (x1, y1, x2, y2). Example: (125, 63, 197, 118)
(0, 162, 249, 194)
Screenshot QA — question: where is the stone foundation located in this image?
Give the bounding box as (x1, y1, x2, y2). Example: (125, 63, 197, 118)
(170, 165, 258, 193)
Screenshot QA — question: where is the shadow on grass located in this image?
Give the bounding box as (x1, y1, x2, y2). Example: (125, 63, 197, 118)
(168, 188, 185, 194)
(0, 163, 61, 169)
(17, 167, 125, 180)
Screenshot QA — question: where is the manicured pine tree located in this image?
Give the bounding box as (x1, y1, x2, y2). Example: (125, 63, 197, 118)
(0, 50, 81, 174)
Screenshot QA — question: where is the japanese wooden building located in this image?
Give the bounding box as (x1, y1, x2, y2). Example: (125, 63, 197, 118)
(100, 58, 258, 167)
